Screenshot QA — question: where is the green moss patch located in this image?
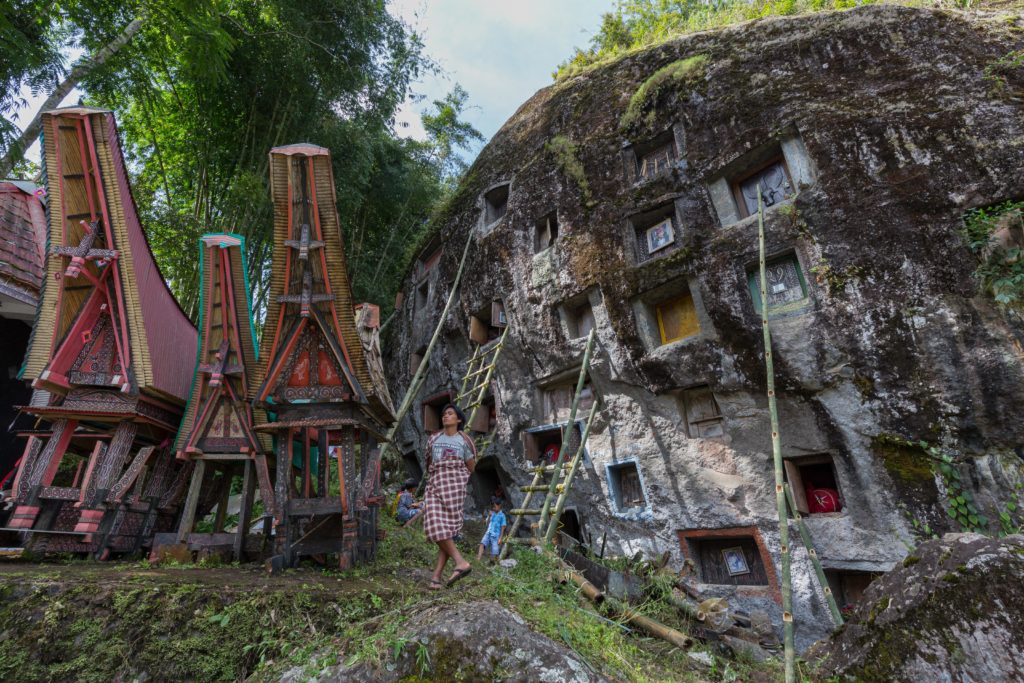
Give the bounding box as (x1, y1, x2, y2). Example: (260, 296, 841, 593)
(621, 55, 709, 130)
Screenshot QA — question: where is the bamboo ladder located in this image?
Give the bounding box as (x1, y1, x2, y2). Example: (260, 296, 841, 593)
(500, 328, 598, 558)
(455, 324, 511, 456)
(377, 229, 475, 472)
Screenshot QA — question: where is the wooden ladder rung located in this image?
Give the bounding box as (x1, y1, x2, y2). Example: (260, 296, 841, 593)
(511, 508, 543, 516)
(531, 465, 567, 474)
(520, 485, 563, 493)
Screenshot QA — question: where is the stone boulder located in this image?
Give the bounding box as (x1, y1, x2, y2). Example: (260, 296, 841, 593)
(819, 533, 1024, 682)
(307, 600, 609, 682)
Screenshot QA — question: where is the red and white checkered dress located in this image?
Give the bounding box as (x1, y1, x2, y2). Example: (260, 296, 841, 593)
(422, 432, 476, 542)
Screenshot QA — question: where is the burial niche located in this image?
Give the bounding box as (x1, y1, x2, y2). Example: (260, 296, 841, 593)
(680, 385, 724, 438)
(534, 212, 559, 253)
(686, 534, 771, 587)
(747, 252, 809, 314)
(482, 182, 510, 229)
(629, 201, 681, 264)
(558, 290, 598, 340)
(784, 453, 844, 515)
(522, 422, 584, 465)
(469, 300, 507, 345)
(421, 391, 452, 433)
(607, 460, 647, 513)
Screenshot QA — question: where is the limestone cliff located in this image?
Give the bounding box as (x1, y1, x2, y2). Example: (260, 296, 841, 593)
(383, 5, 1024, 648)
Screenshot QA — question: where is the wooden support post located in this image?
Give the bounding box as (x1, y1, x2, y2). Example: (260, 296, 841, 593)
(317, 429, 329, 497)
(758, 188, 794, 683)
(177, 460, 206, 543)
(235, 459, 256, 562)
(274, 430, 292, 559)
(302, 429, 312, 499)
(213, 468, 231, 533)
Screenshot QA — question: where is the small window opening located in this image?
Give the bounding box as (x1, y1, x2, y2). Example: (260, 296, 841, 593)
(732, 156, 794, 218)
(748, 253, 808, 313)
(484, 184, 510, 225)
(534, 212, 559, 253)
(689, 536, 769, 586)
(784, 454, 843, 515)
(469, 300, 506, 345)
(682, 385, 724, 438)
(421, 392, 452, 433)
(608, 461, 646, 511)
(634, 130, 678, 181)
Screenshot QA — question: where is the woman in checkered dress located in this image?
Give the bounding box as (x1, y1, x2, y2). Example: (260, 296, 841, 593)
(423, 404, 476, 589)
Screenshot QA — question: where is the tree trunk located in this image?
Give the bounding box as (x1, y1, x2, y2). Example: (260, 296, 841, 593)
(0, 16, 145, 177)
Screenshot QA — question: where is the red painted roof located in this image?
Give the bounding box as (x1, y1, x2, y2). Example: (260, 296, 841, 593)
(0, 181, 46, 302)
(102, 113, 198, 402)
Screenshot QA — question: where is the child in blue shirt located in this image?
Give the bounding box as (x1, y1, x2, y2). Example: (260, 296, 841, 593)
(477, 496, 507, 563)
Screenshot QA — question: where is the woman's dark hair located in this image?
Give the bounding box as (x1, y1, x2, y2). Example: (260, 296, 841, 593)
(442, 403, 466, 431)
(403, 478, 419, 491)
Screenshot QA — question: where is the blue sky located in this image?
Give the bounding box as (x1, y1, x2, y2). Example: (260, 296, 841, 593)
(390, 0, 615, 160)
(12, 2, 615, 166)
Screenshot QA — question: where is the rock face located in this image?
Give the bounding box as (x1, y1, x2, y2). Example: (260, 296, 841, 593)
(383, 5, 1024, 649)
(820, 533, 1024, 682)
(308, 600, 608, 682)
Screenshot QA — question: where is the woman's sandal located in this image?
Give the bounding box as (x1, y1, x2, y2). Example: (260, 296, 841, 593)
(428, 579, 444, 591)
(445, 566, 472, 588)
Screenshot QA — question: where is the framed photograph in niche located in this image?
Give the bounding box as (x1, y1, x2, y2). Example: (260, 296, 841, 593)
(645, 218, 674, 254)
(722, 546, 750, 576)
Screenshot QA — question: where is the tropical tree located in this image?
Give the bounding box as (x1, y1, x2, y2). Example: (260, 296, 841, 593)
(3, 0, 481, 321)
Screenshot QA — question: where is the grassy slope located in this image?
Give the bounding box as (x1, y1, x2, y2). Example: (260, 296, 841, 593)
(0, 515, 795, 682)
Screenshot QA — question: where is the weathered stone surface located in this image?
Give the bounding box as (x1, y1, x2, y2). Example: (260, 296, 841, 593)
(818, 533, 1024, 682)
(384, 5, 1024, 650)
(304, 600, 608, 682)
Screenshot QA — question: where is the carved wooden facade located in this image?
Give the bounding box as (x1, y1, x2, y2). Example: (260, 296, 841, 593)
(256, 144, 393, 568)
(161, 234, 274, 561)
(6, 107, 197, 557)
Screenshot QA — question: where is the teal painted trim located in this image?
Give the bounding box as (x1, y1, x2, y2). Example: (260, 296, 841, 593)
(172, 236, 207, 450)
(17, 126, 50, 382)
(222, 232, 261, 361)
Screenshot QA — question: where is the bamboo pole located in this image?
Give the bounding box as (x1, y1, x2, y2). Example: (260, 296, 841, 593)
(563, 568, 605, 603)
(538, 328, 597, 538)
(785, 483, 845, 626)
(378, 230, 474, 470)
(758, 188, 795, 683)
(564, 567, 692, 649)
